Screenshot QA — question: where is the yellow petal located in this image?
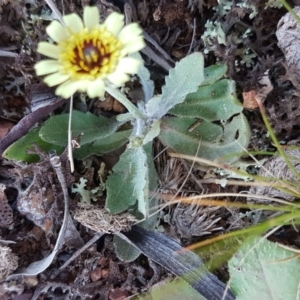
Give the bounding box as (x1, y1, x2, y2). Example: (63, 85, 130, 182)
(44, 73, 70, 87)
(63, 13, 83, 33)
(121, 39, 146, 54)
(115, 57, 140, 74)
(46, 20, 70, 43)
(34, 60, 61, 76)
(104, 12, 124, 36)
(77, 80, 90, 92)
(55, 80, 79, 98)
(107, 69, 130, 87)
(83, 6, 99, 30)
(118, 23, 143, 44)
(87, 79, 105, 98)
(37, 42, 60, 59)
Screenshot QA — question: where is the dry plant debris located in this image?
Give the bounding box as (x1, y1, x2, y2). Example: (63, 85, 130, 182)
(0, 184, 13, 227)
(74, 203, 138, 234)
(0, 244, 18, 282)
(169, 201, 223, 240)
(249, 148, 300, 203)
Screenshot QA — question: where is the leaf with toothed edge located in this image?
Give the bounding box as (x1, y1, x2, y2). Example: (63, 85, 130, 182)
(145, 52, 205, 119)
(112, 142, 158, 262)
(105, 145, 148, 217)
(159, 114, 250, 164)
(169, 79, 243, 121)
(130, 52, 154, 102)
(229, 236, 300, 300)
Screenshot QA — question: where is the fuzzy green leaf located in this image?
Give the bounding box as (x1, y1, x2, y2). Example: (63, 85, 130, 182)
(159, 114, 250, 164)
(143, 120, 161, 145)
(39, 110, 120, 146)
(73, 130, 131, 159)
(3, 127, 64, 163)
(113, 235, 142, 262)
(116, 112, 135, 122)
(112, 142, 158, 262)
(145, 52, 205, 119)
(201, 64, 227, 86)
(130, 52, 154, 102)
(170, 79, 243, 121)
(106, 146, 148, 216)
(131, 278, 205, 300)
(228, 236, 300, 300)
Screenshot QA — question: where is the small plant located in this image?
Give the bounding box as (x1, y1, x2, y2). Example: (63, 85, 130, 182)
(3, 6, 250, 261)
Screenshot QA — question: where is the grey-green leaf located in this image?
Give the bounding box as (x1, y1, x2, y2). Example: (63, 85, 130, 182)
(131, 278, 205, 300)
(73, 130, 131, 159)
(130, 52, 154, 102)
(106, 146, 148, 217)
(228, 236, 300, 300)
(117, 112, 135, 122)
(201, 64, 227, 86)
(3, 127, 64, 163)
(113, 234, 141, 262)
(143, 120, 161, 145)
(170, 79, 243, 121)
(39, 110, 120, 146)
(159, 114, 250, 164)
(112, 142, 158, 262)
(145, 52, 205, 119)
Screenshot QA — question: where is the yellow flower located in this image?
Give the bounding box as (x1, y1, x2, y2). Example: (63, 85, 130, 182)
(34, 6, 145, 98)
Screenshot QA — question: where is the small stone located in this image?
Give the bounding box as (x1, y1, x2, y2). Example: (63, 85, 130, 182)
(101, 268, 109, 278)
(90, 267, 102, 282)
(109, 288, 128, 300)
(97, 256, 108, 267)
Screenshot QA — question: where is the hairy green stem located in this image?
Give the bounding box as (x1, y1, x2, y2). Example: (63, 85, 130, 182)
(105, 85, 144, 120)
(68, 95, 74, 173)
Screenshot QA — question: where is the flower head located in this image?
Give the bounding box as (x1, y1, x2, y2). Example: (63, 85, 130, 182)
(34, 6, 145, 98)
